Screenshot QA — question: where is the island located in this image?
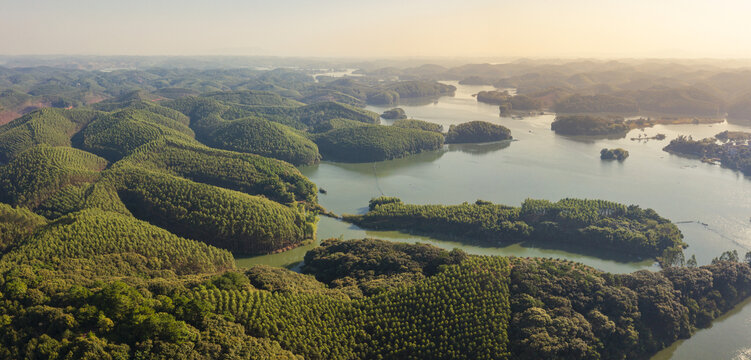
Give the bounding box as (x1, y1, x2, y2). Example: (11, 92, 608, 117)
(600, 148, 629, 161)
(381, 107, 407, 120)
(344, 197, 685, 260)
(445, 120, 512, 143)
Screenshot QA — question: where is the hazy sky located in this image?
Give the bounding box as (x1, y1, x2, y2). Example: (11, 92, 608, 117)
(2, 0, 750, 58)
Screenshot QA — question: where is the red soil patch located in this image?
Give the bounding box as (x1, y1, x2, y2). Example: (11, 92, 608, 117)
(0, 111, 22, 125)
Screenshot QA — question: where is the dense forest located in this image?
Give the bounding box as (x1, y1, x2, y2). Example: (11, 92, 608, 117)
(1, 234, 749, 359)
(551, 115, 631, 136)
(314, 125, 445, 162)
(663, 132, 751, 175)
(391, 118, 444, 133)
(445, 121, 512, 144)
(552, 88, 724, 118)
(345, 197, 685, 260)
(0, 93, 322, 255)
(553, 94, 639, 114)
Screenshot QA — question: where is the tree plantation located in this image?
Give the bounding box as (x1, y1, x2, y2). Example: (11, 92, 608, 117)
(391, 118, 444, 133)
(1, 236, 749, 359)
(0, 96, 321, 256)
(1, 63, 750, 360)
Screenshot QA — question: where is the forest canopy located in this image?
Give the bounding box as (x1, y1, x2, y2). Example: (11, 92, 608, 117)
(345, 197, 685, 259)
(445, 121, 512, 143)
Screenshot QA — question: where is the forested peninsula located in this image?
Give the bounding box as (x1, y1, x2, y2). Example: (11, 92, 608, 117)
(344, 197, 685, 260)
(664, 131, 751, 175)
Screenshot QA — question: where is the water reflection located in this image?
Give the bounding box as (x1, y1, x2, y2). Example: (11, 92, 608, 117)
(396, 96, 443, 106)
(555, 132, 631, 143)
(651, 297, 751, 360)
(446, 140, 512, 155)
(302, 149, 447, 177)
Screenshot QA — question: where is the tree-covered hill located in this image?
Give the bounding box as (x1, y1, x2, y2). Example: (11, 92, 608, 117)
(313, 125, 445, 162)
(391, 118, 444, 133)
(201, 90, 304, 107)
(0, 203, 47, 253)
(445, 121, 512, 143)
(106, 166, 315, 255)
(551, 114, 631, 136)
(295, 101, 380, 131)
(118, 138, 317, 204)
(553, 94, 640, 114)
(0, 208, 235, 278)
(204, 117, 321, 166)
(164, 96, 379, 132)
(315, 78, 455, 106)
(0, 93, 322, 255)
(0, 145, 108, 209)
(76, 108, 195, 161)
(162, 96, 380, 164)
(0, 108, 99, 162)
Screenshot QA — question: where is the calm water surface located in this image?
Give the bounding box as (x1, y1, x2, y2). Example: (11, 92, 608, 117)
(237, 81, 751, 359)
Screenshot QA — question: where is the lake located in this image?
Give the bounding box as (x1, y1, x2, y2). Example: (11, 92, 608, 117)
(237, 81, 751, 359)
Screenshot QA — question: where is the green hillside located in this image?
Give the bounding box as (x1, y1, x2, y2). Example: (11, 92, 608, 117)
(165, 97, 382, 164)
(0, 145, 108, 209)
(445, 121, 512, 143)
(0, 209, 235, 278)
(205, 117, 321, 166)
(107, 167, 315, 255)
(119, 138, 317, 203)
(0, 108, 99, 162)
(76, 108, 195, 161)
(0, 203, 47, 253)
(202, 90, 304, 107)
(392, 118, 444, 133)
